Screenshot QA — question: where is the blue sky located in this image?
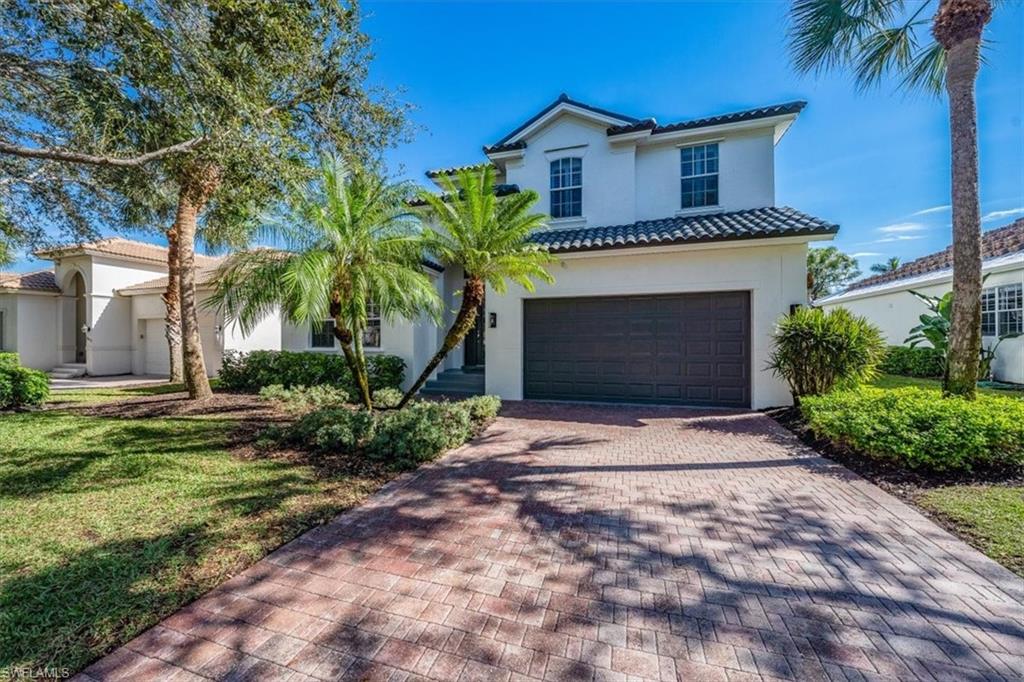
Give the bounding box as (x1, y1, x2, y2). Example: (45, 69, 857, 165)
(9, 0, 1024, 274)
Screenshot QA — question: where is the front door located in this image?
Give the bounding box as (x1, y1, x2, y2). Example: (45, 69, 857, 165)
(463, 304, 485, 369)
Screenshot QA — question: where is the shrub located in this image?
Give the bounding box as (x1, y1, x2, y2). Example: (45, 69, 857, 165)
(801, 386, 1024, 471)
(279, 408, 375, 452)
(258, 384, 350, 411)
(879, 345, 945, 378)
(767, 307, 886, 401)
(0, 353, 50, 409)
(219, 350, 405, 394)
(461, 395, 501, 428)
(372, 387, 403, 409)
(364, 401, 472, 467)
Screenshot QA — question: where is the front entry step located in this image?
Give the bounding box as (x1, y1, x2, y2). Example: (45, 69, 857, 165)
(420, 368, 485, 398)
(50, 363, 87, 379)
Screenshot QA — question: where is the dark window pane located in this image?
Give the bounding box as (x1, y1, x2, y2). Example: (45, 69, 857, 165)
(311, 320, 335, 348)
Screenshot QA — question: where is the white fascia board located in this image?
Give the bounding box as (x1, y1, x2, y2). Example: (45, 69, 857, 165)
(502, 103, 632, 147)
(0, 287, 59, 297)
(553, 233, 830, 261)
(818, 252, 1024, 305)
(638, 114, 798, 147)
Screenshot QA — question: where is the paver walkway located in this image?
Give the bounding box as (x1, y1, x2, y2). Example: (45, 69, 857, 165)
(78, 403, 1024, 681)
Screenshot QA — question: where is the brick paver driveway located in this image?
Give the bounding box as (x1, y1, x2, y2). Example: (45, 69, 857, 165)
(79, 403, 1024, 681)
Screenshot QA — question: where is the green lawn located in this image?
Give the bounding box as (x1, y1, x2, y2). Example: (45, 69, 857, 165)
(45, 380, 218, 406)
(871, 373, 1024, 398)
(0, 388, 387, 675)
(917, 486, 1024, 577)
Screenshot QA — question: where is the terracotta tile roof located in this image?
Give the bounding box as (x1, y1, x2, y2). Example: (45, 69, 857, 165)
(846, 218, 1024, 291)
(117, 264, 221, 294)
(607, 101, 807, 137)
(0, 270, 60, 292)
(529, 206, 837, 254)
(35, 237, 222, 266)
(425, 163, 496, 179)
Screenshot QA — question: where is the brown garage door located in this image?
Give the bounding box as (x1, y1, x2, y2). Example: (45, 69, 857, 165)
(523, 292, 750, 407)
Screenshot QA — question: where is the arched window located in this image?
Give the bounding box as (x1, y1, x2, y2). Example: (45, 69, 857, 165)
(550, 157, 582, 218)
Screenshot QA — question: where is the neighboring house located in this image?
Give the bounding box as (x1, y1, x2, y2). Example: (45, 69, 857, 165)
(0, 94, 839, 407)
(818, 218, 1024, 384)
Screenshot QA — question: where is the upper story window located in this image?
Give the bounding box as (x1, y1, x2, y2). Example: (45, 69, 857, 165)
(310, 302, 382, 349)
(550, 157, 582, 219)
(680, 143, 719, 209)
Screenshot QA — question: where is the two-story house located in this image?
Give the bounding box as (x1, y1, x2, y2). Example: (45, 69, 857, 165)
(0, 94, 837, 407)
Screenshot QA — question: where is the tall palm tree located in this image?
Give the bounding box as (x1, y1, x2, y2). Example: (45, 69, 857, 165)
(789, 0, 993, 399)
(209, 157, 440, 410)
(399, 167, 554, 407)
(870, 256, 902, 274)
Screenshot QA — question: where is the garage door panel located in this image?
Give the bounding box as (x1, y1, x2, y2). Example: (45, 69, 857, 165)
(524, 292, 750, 407)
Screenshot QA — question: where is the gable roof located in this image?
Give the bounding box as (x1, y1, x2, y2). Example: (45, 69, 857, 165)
(844, 218, 1024, 293)
(528, 206, 837, 254)
(483, 95, 807, 156)
(484, 93, 638, 154)
(35, 237, 222, 267)
(0, 270, 60, 293)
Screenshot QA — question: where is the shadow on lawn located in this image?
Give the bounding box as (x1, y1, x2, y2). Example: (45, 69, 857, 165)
(98, 406, 1024, 681)
(0, 414, 234, 498)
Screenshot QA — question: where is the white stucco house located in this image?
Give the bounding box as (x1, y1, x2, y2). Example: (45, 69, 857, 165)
(818, 219, 1024, 384)
(0, 94, 839, 407)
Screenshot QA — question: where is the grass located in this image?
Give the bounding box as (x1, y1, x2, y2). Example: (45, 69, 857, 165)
(916, 486, 1024, 577)
(871, 373, 1024, 398)
(47, 380, 218, 406)
(0, 387, 388, 675)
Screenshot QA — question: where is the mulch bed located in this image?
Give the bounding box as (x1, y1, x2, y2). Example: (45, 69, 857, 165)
(67, 391, 291, 423)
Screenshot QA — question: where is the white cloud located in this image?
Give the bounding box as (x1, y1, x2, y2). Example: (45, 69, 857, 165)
(851, 252, 883, 258)
(911, 205, 950, 216)
(874, 235, 924, 243)
(877, 222, 927, 234)
(982, 207, 1024, 222)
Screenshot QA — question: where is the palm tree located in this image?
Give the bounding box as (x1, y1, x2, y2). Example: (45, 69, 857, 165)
(870, 256, 902, 274)
(789, 0, 994, 399)
(209, 157, 440, 410)
(398, 167, 554, 407)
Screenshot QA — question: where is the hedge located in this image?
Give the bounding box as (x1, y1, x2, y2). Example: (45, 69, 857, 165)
(219, 350, 405, 394)
(0, 352, 50, 409)
(879, 345, 944, 378)
(271, 395, 502, 470)
(801, 386, 1024, 471)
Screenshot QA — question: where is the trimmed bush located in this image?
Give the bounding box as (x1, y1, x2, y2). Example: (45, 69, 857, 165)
(879, 345, 945, 378)
(372, 387, 403, 409)
(462, 395, 501, 427)
(801, 386, 1024, 471)
(364, 402, 472, 467)
(767, 307, 886, 401)
(268, 395, 498, 470)
(0, 353, 50, 409)
(219, 350, 405, 394)
(258, 384, 350, 412)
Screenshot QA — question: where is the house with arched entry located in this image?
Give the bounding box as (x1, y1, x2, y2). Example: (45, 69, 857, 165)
(1, 96, 840, 407)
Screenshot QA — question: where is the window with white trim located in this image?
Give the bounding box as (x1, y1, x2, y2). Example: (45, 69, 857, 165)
(680, 143, 719, 209)
(310, 302, 382, 349)
(550, 157, 582, 218)
(363, 302, 381, 349)
(997, 283, 1022, 336)
(981, 288, 997, 336)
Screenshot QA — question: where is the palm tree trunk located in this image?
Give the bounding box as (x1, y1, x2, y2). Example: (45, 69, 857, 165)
(332, 319, 372, 410)
(173, 164, 220, 400)
(934, 0, 992, 398)
(398, 276, 484, 408)
(162, 224, 184, 384)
